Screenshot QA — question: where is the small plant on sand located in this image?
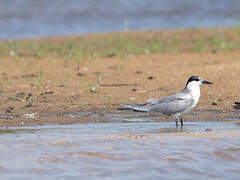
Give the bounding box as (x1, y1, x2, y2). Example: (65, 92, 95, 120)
(89, 86, 99, 93)
(3, 81, 13, 88)
(75, 53, 82, 71)
(35, 69, 43, 89)
(86, 83, 99, 93)
(0, 94, 21, 101)
(117, 64, 122, 74)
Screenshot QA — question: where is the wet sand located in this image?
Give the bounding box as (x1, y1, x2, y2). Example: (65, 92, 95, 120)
(0, 29, 240, 126)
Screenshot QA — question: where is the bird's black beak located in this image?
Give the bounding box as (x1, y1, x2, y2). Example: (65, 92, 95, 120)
(201, 80, 213, 84)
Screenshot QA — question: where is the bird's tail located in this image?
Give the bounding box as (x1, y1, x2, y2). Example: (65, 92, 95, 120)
(120, 103, 150, 112)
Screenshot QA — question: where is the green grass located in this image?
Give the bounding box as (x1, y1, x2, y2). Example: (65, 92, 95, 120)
(2, 81, 13, 88)
(35, 69, 43, 89)
(1, 27, 240, 60)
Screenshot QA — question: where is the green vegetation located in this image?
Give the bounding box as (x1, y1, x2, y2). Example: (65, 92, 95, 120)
(0, 94, 22, 101)
(2, 81, 13, 88)
(35, 69, 43, 89)
(0, 27, 240, 60)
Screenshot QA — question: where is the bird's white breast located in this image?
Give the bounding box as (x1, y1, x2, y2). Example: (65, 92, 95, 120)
(188, 85, 201, 111)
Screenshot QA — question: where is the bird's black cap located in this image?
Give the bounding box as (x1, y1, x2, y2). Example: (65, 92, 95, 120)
(186, 75, 213, 86)
(186, 75, 200, 86)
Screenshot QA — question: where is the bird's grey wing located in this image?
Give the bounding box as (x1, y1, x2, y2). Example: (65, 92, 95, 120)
(121, 89, 193, 113)
(147, 92, 194, 115)
(147, 90, 188, 104)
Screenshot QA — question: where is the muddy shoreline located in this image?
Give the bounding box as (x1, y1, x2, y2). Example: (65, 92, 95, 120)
(1, 108, 240, 127)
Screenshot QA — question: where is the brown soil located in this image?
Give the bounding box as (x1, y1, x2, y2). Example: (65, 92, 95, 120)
(1, 38, 240, 126)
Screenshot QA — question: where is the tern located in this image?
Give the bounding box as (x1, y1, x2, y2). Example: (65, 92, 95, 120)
(120, 75, 213, 127)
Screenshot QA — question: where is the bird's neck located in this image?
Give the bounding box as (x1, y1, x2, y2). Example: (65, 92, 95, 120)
(186, 83, 200, 99)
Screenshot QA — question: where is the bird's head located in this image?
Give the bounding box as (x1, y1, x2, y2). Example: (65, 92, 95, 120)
(186, 75, 213, 90)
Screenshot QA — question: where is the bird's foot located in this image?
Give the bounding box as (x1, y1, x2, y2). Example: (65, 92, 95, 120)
(180, 118, 183, 127)
(175, 118, 184, 128)
(175, 119, 178, 127)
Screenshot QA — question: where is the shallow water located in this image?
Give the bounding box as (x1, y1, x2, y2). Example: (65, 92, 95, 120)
(1, 0, 240, 39)
(1, 119, 240, 179)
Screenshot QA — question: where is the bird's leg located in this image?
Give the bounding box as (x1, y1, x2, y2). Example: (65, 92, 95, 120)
(175, 119, 178, 127)
(180, 118, 183, 127)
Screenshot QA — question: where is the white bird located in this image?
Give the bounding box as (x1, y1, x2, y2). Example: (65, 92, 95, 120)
(120, 75, 213, 127)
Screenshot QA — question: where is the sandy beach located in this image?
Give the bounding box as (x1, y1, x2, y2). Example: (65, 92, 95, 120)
(0, 28, 240, 126)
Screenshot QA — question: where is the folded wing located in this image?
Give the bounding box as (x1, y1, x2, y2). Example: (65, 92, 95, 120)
(121, 89, 194, 115)
(147, 91, 194, 115)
